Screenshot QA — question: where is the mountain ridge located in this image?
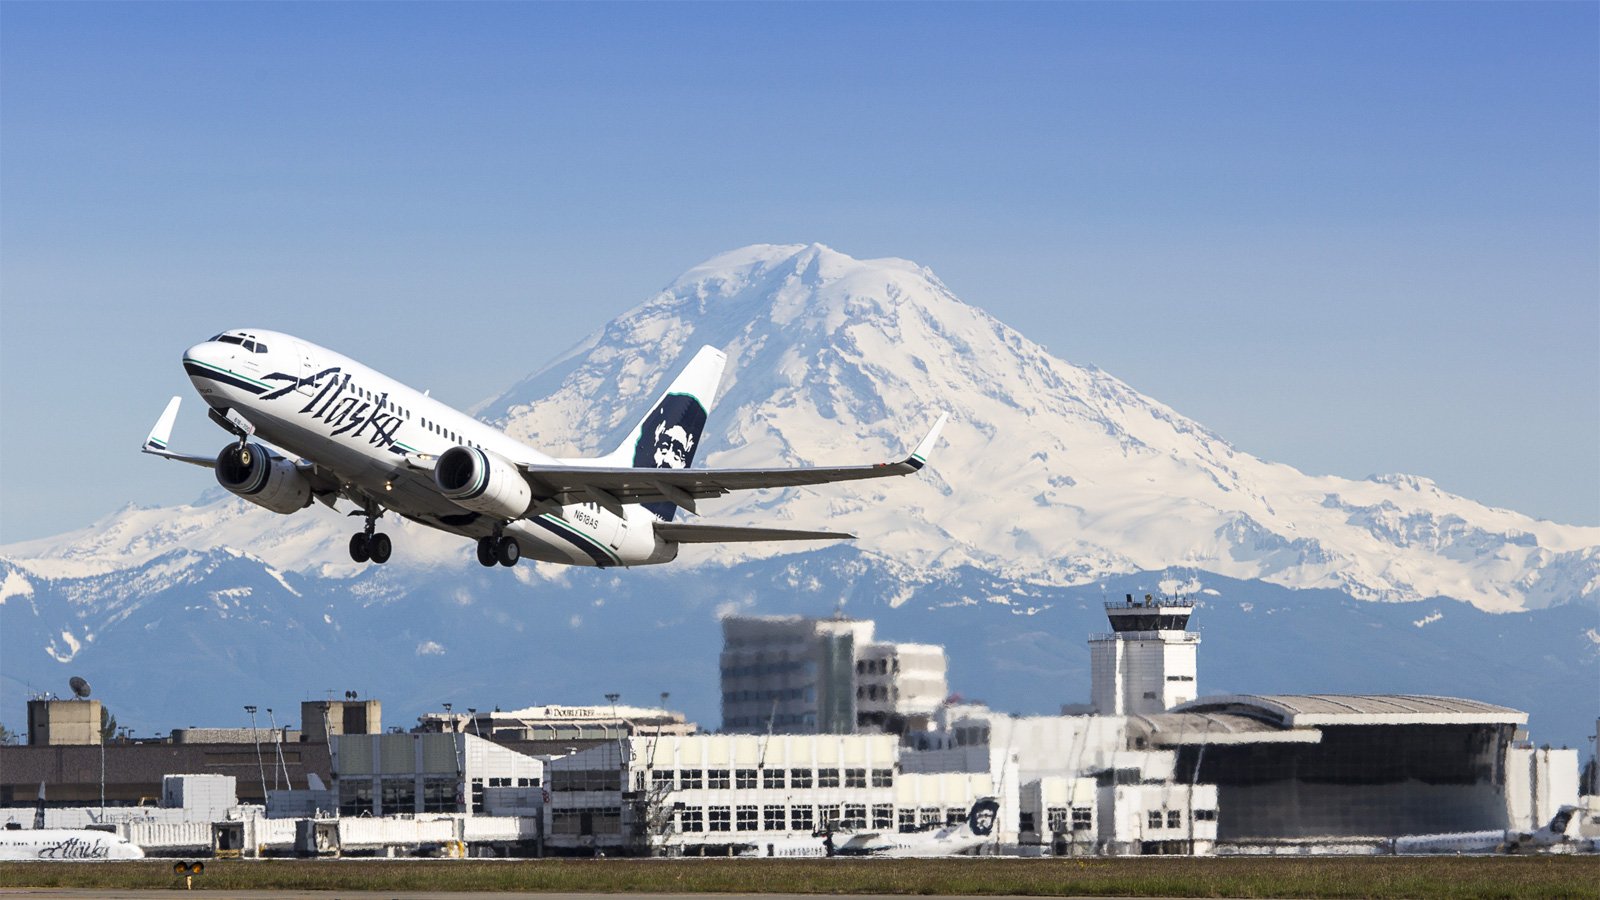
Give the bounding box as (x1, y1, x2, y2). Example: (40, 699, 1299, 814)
(4, 243, 1597, 611)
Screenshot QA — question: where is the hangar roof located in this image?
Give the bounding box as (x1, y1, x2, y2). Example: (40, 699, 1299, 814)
(1169, 694, 1526, 728)
(1128, 712, 1322, 746)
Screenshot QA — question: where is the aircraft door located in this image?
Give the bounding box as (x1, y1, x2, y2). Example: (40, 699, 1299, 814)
(291, 341, 317, 396)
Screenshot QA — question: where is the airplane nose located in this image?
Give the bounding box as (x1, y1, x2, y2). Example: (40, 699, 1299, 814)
(184, 341, 220, 367)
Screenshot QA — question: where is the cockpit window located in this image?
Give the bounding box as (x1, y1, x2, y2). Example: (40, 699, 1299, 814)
(218, 334, 246, 346)
(243, 340, 257, 352)
(254, 342, 268, 353)
(209, 333, 225, 341)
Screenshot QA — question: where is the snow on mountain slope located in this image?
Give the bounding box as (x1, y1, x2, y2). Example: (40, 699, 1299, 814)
(477, 243, 1599, 611)
(3, 244, 1595, 612)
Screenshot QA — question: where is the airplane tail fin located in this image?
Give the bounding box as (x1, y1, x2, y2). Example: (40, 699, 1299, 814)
(595, 345, 727, 521)
(964, 797, 999, 837)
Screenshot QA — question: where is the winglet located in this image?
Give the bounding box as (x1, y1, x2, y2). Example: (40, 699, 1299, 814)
(906, 411, 949, 470)
(141, 397, 218, 468)
(144, 396, 182, 452)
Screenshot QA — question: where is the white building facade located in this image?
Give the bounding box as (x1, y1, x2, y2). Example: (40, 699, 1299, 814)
(720, 614, 948, 735)
(542, 733, 991, 856)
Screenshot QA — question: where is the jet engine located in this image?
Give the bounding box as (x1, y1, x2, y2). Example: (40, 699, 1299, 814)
(434, 445, 532, 520)
(215, 442, 313, 514)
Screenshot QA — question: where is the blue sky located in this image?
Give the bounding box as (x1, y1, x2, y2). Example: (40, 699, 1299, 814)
(2, 2, 1596, 540)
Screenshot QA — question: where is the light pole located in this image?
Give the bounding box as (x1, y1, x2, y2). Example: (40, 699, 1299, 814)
(267, 708, 291, 790)
(245, 706, 267, 806)
(604, 693, 620, 740)
(467, 708, 481, 739)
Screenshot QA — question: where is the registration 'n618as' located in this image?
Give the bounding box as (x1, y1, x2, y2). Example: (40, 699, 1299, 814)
(143, 330, 946, 569)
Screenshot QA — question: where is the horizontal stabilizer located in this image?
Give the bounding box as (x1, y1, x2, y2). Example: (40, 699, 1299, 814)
(655, 523, 855, 544)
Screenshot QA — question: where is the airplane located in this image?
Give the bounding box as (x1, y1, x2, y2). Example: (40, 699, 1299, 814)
(1390, 805, 1582, 855)
(0, 785, 145, 861)
(756, 797, 1001, 858)
(142, 329, 947, 568)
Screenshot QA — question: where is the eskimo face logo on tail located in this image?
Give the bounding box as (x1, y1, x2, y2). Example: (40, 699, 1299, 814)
(632, 393, 708, 521)
(967, 798, 1000, 837)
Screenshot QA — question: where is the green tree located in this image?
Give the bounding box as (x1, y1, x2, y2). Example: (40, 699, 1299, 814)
(0, 721, 17, 745)
(100, 706, 117, 743)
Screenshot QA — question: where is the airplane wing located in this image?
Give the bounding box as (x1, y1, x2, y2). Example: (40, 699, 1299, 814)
(655, 524, 854, 543)
(520, 413, 948, 516)
(140, 398, 341, 503)
(140, 397, 218, 468)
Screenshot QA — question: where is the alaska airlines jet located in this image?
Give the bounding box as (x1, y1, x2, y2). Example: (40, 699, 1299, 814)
(0, 786, 146, 861)
(142, 330, 946, 569)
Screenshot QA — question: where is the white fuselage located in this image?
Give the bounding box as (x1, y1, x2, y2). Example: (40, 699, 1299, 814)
(182, 330, 671, 568)
(0, 829, 145, 861)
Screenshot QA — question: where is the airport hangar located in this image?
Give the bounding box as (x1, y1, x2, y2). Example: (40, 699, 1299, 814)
(1125, 694, 1539, 842)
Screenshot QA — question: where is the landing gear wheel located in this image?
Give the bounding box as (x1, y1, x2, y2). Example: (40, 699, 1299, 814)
(368, 532, 392, 564)
(476, 537, 497, 568)
(349, 533, 370, 563)
(495, 536, 520, 567)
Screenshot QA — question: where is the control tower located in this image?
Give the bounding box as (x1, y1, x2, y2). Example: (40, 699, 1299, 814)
(1089, 593, 1199, 716)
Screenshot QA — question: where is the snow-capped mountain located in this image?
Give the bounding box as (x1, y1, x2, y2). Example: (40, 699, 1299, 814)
(3, 243, 1596, 748)
(15, 243, 1586, 609)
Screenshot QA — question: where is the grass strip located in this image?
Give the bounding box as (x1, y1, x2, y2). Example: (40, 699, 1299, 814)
(1, 855, 1596, 898)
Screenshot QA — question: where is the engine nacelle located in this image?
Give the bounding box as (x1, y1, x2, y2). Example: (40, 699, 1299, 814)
(215, 443, 312, 514)
(434, 445, 531, 520)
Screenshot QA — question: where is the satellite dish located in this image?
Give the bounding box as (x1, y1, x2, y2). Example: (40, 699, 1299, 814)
(68, 676, 91, 699)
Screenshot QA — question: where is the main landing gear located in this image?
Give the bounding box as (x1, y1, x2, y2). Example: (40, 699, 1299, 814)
(348, 508, 391, 565)
(476, 534, 519, 567)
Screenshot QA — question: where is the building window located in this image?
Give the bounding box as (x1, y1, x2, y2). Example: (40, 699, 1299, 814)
(470, 779, 484, 813)
(708, 769, 731, 790)
(338, 780, 372, 817)
(380, 775, 416, 810)
(709, 806, 731, 832)
(872, 805, 893, 829)
(422, 777, 456, 813)
(736, 769, 758, 790)
(763, 768, 785, 789)
(844, 768, 866, 788)
(1020, 811, 1036, 833)
(1148, 810, 1163, 830)
(1194, 809, 1216, 822)
(791, 806, 814, 832)
(1072, 807, 1093, 831)
(1047, 808, 1070, 833)
(764, 805, 786, 830)
(843, 805, 867, 829)
(680, 807, 704, 832)
(871, 768, 893, 788)
(897, 808, 917, 832)
(946, 807, 965, 826)
(817, 768, 840, 788)
(920, 807, 941, 827)
(1167, 810, 1182, 829)
(591, 809, 622, 835)
(790, 768, 813, 789)
(552, 809, 582, 835)
(818, 805, 841, 830)
(651, 770, 674, 789)
(680, 769, 703, 790)
(736, 805, 758, 831)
